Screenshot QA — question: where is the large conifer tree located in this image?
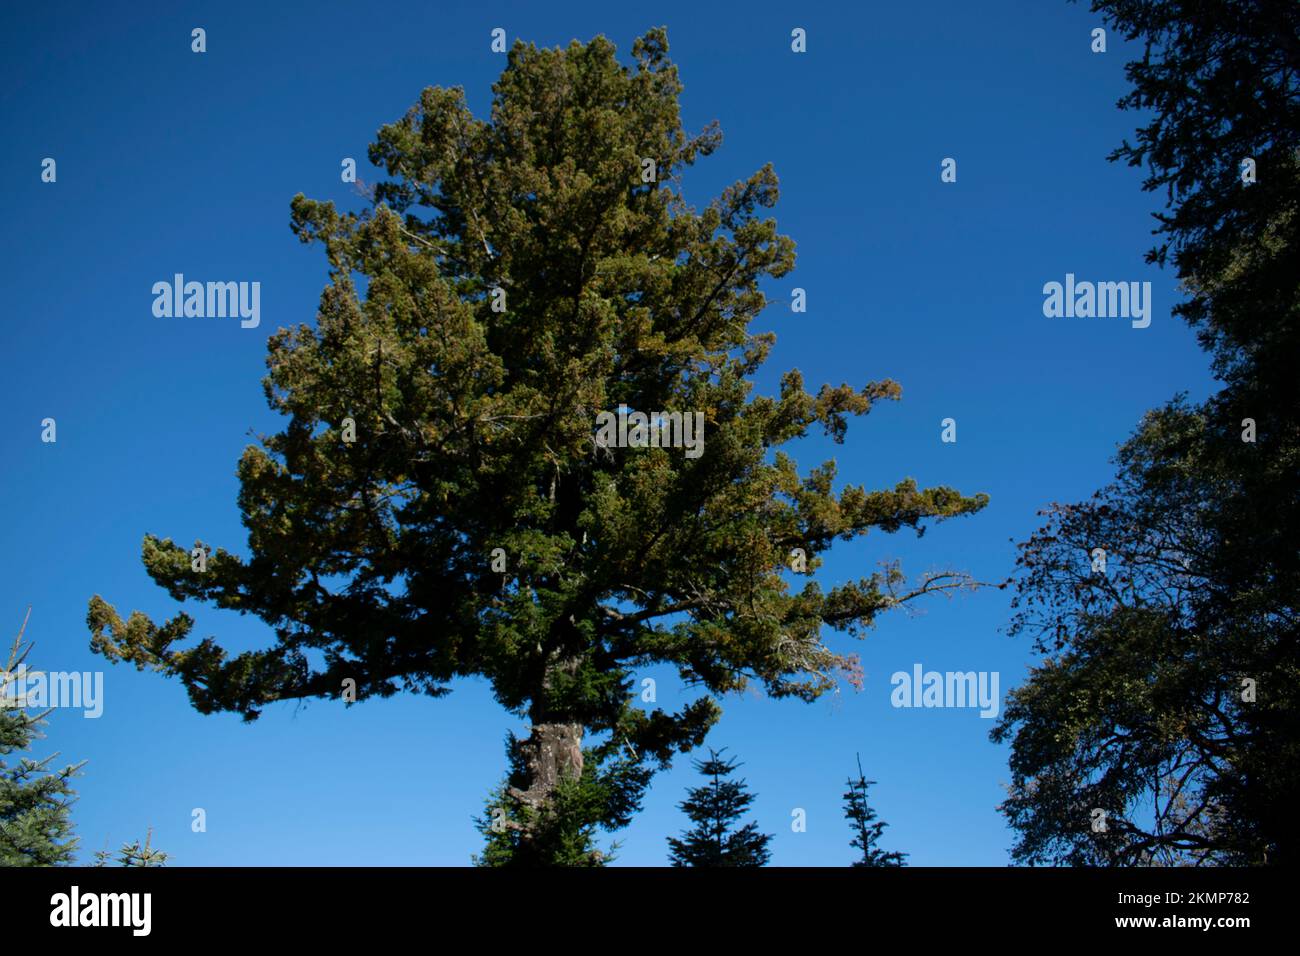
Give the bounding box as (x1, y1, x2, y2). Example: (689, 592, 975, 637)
(87, 28, 987, 863)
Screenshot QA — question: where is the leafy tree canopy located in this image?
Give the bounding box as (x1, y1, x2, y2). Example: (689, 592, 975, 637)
(997, 1, 1299, 865)
(88, 28, 987, 861)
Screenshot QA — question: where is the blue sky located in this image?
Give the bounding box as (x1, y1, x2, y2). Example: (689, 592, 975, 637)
(0, 0, 1217, 866)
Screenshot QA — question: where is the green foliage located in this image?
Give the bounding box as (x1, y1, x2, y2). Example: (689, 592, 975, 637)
(996, 396, 1297, 864)
(1090, 0, 1300, 395)
(997, 2, 1300, 865)
(93, 829, 168, 868)
(474, 733, 651, 866)
(843, 755, 905, 866)
(2, 611, 167, 868)
(1, 611, 82, 867)
(667, 748, 771, 866)
(86, 28, 986, 862)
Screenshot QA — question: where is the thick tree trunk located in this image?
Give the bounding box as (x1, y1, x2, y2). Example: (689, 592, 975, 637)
(503, 653, 591, 862)
(519, 651, 584, 808)
(515, 718, 584, 811)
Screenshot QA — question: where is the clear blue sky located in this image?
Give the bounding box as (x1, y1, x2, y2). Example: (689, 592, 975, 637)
(1, 0, 1216, 865)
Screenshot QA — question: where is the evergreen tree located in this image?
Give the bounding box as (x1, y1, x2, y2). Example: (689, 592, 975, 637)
(843, 755, 905, 866)
(1, 610, 168, 868)
(1, 609, 82, 866)
(473, 733, 650, 866)
(667, 748, 771, 866)
(86, 28, 987, 864)
(995, 1, 1300, 865)
(93, 829, 169, 868)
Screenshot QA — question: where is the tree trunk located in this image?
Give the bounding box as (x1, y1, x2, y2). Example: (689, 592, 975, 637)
(519, 651, 585, 809)
(515, 718, 584, 811)
(503, 652, 591, 862)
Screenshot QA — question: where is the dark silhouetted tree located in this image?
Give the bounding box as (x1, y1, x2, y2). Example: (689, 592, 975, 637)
(668, 748, 771, 866)
(843, 755, 905, 866)
(995, 1, 1299, 865)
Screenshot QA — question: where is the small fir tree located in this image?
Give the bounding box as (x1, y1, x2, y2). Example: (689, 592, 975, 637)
(93, 828, 169, 868)
(0, 609, 82, 866)
(1, 609, 167, 867)
(843, 755, 905, 866)
(667, 748, 771, 866)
